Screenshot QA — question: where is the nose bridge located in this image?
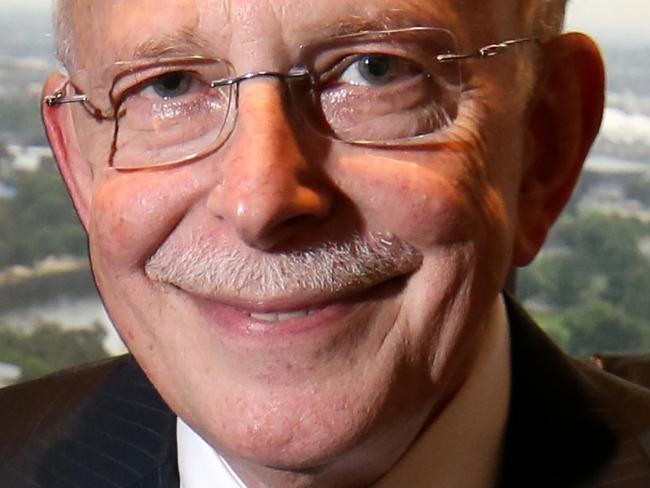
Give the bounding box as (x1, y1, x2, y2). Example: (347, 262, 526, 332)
(207, 78, 331, 250)
(234, 78, 303, 174)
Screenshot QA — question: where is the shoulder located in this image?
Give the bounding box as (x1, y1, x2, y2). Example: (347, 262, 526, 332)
(504, 294, 650, 487)
(570, 358, 650, 486)
(571, 356, 650, 436)
(0, 354, 130, 403)
(0, 355, 132, 461)
(0, 355, 178, 487)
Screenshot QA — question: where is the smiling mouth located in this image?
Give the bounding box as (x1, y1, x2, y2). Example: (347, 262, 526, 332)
(169, 271, 408, 336)
(146, 232, 423, 330)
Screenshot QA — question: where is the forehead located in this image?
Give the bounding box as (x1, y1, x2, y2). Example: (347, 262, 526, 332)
(69, 0, 518, 66)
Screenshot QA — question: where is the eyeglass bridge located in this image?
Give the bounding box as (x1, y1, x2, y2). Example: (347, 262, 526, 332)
(210, 67, 311, 88)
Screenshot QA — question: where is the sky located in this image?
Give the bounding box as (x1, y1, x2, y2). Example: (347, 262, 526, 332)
(3, 0, 650, 45)
(565, 0, 650, 45)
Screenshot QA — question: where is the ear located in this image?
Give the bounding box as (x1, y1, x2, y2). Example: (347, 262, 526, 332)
(512, 33, 605, 266)
(42, 72, 93, 231)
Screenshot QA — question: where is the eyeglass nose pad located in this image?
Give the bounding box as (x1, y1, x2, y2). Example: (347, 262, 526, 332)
(232, 81, 241, 111)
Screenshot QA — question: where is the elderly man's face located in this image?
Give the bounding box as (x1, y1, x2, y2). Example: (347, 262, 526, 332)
(44, 0, 602, 484)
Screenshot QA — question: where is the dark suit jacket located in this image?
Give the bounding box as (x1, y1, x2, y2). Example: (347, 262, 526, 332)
(0, 298, 649, 487)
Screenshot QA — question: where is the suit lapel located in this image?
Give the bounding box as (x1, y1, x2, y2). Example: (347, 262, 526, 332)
(500, 295, 617, 488)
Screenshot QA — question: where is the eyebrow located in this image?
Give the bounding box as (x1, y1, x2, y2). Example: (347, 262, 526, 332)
(320, 8, 451, 39)
(130, 28, 216, 60)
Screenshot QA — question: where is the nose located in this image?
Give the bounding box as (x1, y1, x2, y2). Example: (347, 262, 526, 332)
(207, 80, 332, 250)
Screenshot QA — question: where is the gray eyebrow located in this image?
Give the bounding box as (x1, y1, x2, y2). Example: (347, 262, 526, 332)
(316, 8, 449, 39)
(131, 28, 215, 60)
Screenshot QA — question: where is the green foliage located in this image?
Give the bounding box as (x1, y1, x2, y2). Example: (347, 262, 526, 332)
(520, 212, 650, 358)
(0, 320, 110, 382)
(0, 97, 45, 144)
(0, 166, 87, 267)
(625, 176, 650, 207)
(561, 301, 650, 357)
(518, 252, 597, 308)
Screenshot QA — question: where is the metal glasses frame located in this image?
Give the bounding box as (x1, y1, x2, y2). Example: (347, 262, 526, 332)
(45, 28, 537, 107)
(43, 27, 538, 168)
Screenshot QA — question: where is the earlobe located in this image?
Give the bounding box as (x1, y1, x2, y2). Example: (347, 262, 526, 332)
(42, 73, 93, 231)
(513, 33, 605, 266)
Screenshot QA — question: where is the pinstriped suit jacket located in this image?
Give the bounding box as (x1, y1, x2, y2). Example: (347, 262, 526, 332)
(0, 297, 648, 487)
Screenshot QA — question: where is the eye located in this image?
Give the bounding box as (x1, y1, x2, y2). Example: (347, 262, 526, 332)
(338, 54, 420, 87)
(142, 72, 194, 99)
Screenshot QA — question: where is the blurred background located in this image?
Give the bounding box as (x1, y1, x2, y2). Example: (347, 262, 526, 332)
(0, 0, 649, 385)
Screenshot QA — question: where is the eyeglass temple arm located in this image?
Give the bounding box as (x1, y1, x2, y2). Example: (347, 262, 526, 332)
(44, 81, 88, 107)
(437, 37, 539, 63)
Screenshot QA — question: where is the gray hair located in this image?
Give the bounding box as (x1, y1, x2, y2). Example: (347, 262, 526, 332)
(53, 0, 73, 70)
(530, 0, 568, 39)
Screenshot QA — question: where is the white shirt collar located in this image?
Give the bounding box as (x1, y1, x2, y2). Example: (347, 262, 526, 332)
(177, 417, 246, 488)
(177, 295, 511, 488)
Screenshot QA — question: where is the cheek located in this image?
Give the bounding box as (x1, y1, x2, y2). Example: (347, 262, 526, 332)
(88, 170, 203, 269)
(333, 153, 493, 248)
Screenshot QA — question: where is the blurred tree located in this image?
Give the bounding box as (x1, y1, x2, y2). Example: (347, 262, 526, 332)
(554, 214, 644, 305)
(0, 320, 110, 382)
(0, 139, 9, 160)
(520, 211, 650, 356)
(561, 301, 650, 358)
(624, 176, 650, 207)
(521, 213, 646, 308)
(0, 97, 43, 144)
(0, 166, 86, 267)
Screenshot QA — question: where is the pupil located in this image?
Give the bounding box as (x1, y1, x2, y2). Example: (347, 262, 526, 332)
(359, 55, 392, 83)
(162, 74, 183, 89)
(154, 73, 188, 98)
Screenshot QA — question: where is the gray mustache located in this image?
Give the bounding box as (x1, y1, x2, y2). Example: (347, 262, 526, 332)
(144, 233, 423, 299)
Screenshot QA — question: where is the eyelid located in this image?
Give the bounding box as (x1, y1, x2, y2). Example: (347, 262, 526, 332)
(311, 42, 431, 79)
(320, 53, 425, 88)
(115, 67, 206, 102)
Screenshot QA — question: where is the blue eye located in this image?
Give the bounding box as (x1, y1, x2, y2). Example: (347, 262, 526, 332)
(339, 55, 415, 87)
(149, 72, 193, 99)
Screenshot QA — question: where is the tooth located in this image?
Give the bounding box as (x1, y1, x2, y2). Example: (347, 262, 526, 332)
(250, 312, 280, 322)
(249, 310, 311, 322)
(277, 310, 309, 321)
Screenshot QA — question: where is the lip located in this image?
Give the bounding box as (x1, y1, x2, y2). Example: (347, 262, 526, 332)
(179, 276, 405, 338)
